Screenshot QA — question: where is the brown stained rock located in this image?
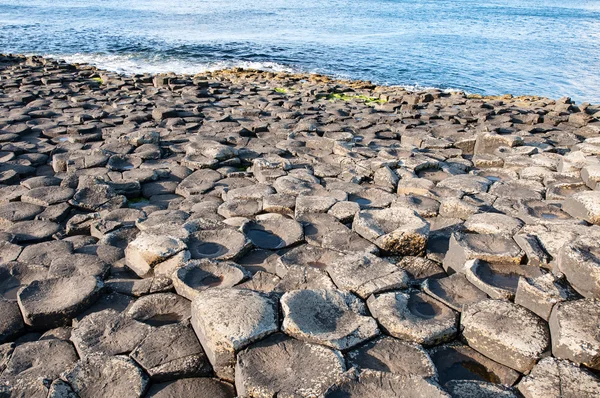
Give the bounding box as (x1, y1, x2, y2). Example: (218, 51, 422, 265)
(235, 333, 346, 398)
(326, 252, 409, 299)
(191, 288, 279, 381)
(442, 232, 523, 274)
(428, 344, 520, 386)
(549, 299, 600, 370)
(461, 299, 550, 373)
(367, 291, 458, 346)
(173, 259, 248, 300)
(130, 322, 211, 381)
(322, 369, 450, 398)
(63, 354, 149, 398)
(517, 357, 600, 398)
(346, 336, 436, 378)
(281, 289, 379, 350)
(146, 378, 235, 398)
(17, 275, 103, 329)
(2, 339, 78, 380)
(353, 207, 430, 256)
(262, 193, 296, 215)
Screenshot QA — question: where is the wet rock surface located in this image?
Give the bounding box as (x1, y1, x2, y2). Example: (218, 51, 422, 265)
(0, 54, 599, 395)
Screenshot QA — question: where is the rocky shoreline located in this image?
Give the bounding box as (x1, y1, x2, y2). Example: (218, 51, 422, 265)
(0, 53, 600, 397)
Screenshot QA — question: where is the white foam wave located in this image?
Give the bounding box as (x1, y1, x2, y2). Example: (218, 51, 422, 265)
(46, 53, 297, 75)
(44, 52, 469, 95)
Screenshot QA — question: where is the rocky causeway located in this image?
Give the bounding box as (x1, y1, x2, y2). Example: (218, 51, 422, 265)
(0, 53, 599, 397)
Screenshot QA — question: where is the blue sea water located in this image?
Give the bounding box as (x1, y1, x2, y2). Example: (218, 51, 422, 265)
(0, 0, 599, 102)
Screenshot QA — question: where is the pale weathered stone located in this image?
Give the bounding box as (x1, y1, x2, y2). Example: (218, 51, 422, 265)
(235, 333, 345, 397)
(423, 273, 488, 312)
(461, 299, 550, 373)
(347, 336, 436, 378)
(70, 308, 152, 356)
(515, 272, 579, 321)
(3, 339, 78, 380)
(517, 357, 600, 398)
(563, 191, 600, 224)
(367, 290, 458, 346)
(18, 276, 103, 329)
(146, 378, 235, 398)
(241, 216, 304, 250)
(173, 259, 248, 300)
(63, 354, 149, 398)
(281, 289, 379, 350)
(191, 288, 279, 381)
(130, 322, 211, 381)
(558, 239, 600, 298)
(300, 213, 378, 253)
(327, 252, 409, 298)
(443, 232, 523, 274)
(549, 299, 600, 370)
(322, 370, 450, 397)
(428, 344, 520, 386)
(445, 380, 519, 398)
(353, 207, 430, 255)
(125, 232, 188, 278)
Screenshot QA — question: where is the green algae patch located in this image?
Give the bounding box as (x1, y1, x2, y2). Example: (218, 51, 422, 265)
(128, 197, 149, 204)
(321, 92, 387, 105)
(91, 77, 104, 84)
(274, 87, 288, 94)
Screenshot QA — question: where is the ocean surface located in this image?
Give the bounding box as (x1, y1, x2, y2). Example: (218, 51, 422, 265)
(0, 0, 599, 102)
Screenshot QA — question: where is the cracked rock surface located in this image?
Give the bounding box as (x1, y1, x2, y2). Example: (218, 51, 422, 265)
(0, 54, 599, 396)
